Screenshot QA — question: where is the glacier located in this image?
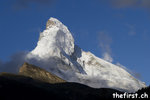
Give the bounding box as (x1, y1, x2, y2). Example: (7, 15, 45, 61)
(26, 17, 146, 92)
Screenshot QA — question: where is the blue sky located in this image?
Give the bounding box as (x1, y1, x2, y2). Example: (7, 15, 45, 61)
(0, 0, 150, 85)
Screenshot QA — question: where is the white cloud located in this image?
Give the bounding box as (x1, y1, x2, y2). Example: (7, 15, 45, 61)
(116, 62, 141, 79)
(0, 52, 28, 73)
(103, 52, 113, 63)
(98, 31, 113, 63)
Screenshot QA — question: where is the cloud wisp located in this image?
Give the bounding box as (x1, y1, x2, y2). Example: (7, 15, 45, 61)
(13, 0, 55, 10)
(0, 52, 28, 73)
(126, 24, 136, 36)
(98, 31, 113, 63)
(116, 63, 141, 80)
(111, 0, 150, 9)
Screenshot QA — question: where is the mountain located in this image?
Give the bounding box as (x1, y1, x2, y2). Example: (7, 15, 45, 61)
(25, 17, 146, 92)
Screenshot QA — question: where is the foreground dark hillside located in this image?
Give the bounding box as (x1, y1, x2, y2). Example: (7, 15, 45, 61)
(0, 63, 149, 100)
(0, 73, 123, 100)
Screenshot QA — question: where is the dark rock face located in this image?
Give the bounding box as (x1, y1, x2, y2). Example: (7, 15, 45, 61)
(19, 62, 66, 84)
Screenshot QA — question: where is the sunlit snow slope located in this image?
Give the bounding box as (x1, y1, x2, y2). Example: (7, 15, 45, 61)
(26, 17, 146, 92)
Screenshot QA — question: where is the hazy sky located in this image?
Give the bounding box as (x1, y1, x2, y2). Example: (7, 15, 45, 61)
(0, 0, 150, 85)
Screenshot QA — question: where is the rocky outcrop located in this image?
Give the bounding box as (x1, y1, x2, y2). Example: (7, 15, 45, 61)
(19, 62, 66, 84)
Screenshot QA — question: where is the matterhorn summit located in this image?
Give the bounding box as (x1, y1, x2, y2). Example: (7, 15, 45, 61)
(26, 17, 146, 92)
(28, 17, 74, 59)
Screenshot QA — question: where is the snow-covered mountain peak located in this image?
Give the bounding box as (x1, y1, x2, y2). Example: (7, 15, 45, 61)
(46, 17, 62, 28)
(46, 17, 70, 33)
(26, 17, 146, 92)
(27, 17, 74, 59)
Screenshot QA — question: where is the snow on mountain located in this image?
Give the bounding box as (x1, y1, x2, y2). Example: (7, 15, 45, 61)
(26, 17, 146, 92)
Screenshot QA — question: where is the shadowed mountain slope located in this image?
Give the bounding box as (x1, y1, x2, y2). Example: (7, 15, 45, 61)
(0, 62, 123, 100)
(0, 72, 123, 100)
